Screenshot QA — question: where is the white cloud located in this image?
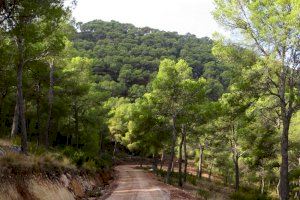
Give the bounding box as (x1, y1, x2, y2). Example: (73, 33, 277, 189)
(71, 0, 224, 38)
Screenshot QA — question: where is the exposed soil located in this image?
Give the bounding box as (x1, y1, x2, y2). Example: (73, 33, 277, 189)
(105, 165, 197, 200)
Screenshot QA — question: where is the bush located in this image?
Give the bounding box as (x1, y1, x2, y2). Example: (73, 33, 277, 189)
(62, 146, 76, 158)
(157, 169, 167, 177)
(197, 188, 210, 200)
(29, 143, 47, 155)
(62, 147, 87, 167)
(62, 146, 114, 170)
(96, 152, 113, 169)
(230, 190, 271, 200)
(83, 160, 97, 171)
(187, 174, 197, 185)
(72, 151, 86, 167)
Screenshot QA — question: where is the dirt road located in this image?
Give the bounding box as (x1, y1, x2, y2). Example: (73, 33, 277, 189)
(106, 165, 196, 200)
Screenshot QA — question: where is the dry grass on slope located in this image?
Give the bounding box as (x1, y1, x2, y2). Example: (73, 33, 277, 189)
(0, 152, 76, 178)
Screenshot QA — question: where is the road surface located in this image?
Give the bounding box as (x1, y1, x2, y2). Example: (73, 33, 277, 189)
(105, 165, 197, 200)
(106, 165, 170, 200)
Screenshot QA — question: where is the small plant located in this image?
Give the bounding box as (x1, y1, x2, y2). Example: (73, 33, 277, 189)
(72, 151, 86, 167)
(83, 160, 97, 171)
(157, 169, 166, 177)
(187, 174, 197, 185)
(62, 146, 76, 158)
(230, 190, 271, 200)
(197, 188, 210, 200)
(62, 147, 87, 167)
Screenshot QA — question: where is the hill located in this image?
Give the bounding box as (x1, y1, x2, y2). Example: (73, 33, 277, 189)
(73, 20, 223, 98)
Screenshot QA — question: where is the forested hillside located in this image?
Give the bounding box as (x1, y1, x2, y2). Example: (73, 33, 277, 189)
(0, 1, 299, 200)
(73, 20, 226, 98)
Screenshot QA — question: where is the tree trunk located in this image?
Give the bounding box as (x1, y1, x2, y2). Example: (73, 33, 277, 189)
(233, 154, 240, 191)
(160, 149, 165, 170)
(66, 134, 69, 146)
(277, 179, 280, 195)
(197, 143, 203, 178)
(171, 159, 175, 173)
(297, 157, 300, 199)
(230, 124, 240, 191)
(183, 130, 187, 183)
(36, 82, 41, 145)
(261, 176, 265, 194)
(66, 115, 71, 146)
(165, 115, 177, 184)
(178, 125, 185, 187)
(224, 169, 229, 185)
(209, 163, 213, 181)
(11, 103, 19, 138)
(73, 101, 79, 149)
(152, 154, 158, 175)
(0, 100, 2, 133)
(16, 37, 27, 154)
(113, 140, 117, 161)
(45, 60, 54, 148)
(99, 131, 103, 155)
(279, 116, 290, 200)
(0, 91, 6, 133)
(278, 61, 292, 200)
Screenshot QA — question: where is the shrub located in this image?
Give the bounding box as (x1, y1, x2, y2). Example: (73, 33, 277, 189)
(197, 188, 210, 200)
(230, 190, 271, 200)
(157, 169, 167, 177)
(187, 174, 197, 185)
(62, 147, 87, 167)
(83, 160, 97, 171)
(29, 143, 46, 155)
(62, 146, 76, 158)
(72, 151, 86, 167)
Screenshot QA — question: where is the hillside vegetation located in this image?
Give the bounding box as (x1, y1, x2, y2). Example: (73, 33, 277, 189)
(73, 20, 226, 98)
(0, 1, 299, 200)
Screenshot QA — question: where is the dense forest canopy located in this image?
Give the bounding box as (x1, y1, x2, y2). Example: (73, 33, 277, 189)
(73, 20, 225, 98)
(0, 1, 299, 200)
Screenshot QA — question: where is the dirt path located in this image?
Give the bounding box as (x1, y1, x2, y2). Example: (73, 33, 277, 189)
(106, 165, 196, 200)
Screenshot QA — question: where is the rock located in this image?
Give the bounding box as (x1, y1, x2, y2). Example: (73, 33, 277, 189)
(0, 147, 5, 157)
(10, 146, 21, 153)
(60, 174, 70, 188)
(66, 173, 72, 179)
(70, 178, 84, 198)
(87, 187, 102, 197)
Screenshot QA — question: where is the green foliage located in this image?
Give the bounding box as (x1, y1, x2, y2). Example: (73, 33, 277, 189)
(72, 151, 86, 167)
(0, 2, 298, 198)
(63, 147, 85, 167)
(197, 188, 210, 199)
(230, 190, 271, 200)
(213, 1, 300, 199)
(96, 153, 113, 169)
(74, 20, 223, 96)
(82, 160, 97, 171)
(187, 174, 197, 186)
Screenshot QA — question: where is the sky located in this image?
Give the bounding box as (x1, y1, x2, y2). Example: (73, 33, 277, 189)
(71, 0, 224, 38)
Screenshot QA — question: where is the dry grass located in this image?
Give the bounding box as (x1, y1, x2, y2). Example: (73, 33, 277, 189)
(0, 177, 75, 200)
(0, 138, 13, 147)
(0, 152, 76, 178)
(0, 139, 111, 200)
(28, 178, 75, 200)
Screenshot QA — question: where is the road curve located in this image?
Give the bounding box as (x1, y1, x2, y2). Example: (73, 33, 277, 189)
(106, 165, 170, 200)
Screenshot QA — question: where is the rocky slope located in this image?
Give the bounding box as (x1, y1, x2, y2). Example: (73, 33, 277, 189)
(0, 140, 113, 200)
